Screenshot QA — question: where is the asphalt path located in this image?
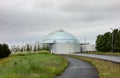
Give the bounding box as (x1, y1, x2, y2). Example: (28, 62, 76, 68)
(57, 57, 98, 78)
(74, 54, 120, 63)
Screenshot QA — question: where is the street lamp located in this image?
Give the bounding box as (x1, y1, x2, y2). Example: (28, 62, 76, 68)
(110, 28, 113, 52)
(84, 35, 86, 52)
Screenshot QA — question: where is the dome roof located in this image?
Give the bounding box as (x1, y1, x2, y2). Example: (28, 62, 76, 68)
(42, 29, 79, 43)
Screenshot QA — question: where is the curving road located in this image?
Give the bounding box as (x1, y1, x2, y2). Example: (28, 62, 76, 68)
(57, 57, 98, 78)
(74, 54, 120, 63)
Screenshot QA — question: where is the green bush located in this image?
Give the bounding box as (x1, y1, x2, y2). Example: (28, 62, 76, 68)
(0, 44, 11, 58)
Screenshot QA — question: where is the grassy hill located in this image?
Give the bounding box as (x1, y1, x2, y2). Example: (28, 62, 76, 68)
(0, 53, 68, 78)
(81, 52, 120, 56)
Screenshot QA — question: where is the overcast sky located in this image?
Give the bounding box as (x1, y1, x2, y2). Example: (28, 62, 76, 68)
(0, 0, 120, 45)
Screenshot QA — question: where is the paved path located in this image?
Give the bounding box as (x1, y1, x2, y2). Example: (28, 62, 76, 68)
(57, 57, 98, 78)
(74, 54, 120, 63)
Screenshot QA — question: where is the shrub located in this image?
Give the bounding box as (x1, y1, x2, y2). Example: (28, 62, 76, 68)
(0, 44, 11, 58)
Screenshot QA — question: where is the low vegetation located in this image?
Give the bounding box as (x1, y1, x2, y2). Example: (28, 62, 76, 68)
(0, 53, 68, 78)
(82, 52, 120, 56)
(11, 50, 50, 56)
(70, 55, 120, 78)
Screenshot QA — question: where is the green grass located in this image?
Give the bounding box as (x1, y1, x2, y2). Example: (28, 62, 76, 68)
(81, 52, 120, 56)
(0, 54, 68, 78)
(69, 55, 120, 78)
(11, 50, 50, 56)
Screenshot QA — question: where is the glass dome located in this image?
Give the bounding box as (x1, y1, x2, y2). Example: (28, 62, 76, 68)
(42, 29, 79, 43)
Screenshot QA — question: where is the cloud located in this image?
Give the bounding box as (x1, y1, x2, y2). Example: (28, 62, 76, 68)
(0, 0, 120, 44)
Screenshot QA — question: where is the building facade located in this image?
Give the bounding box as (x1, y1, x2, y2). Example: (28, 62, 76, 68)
(80, 43, 96, 52)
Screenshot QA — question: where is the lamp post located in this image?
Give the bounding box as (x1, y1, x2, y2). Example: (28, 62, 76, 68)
(84, 35, 86, 52)
(110, 28, 113, 52)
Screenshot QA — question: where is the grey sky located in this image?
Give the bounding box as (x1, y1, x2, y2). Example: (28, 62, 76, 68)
(0, 0, 120, 45)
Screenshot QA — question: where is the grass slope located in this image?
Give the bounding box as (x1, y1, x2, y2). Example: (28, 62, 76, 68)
(81, 52, 120, 56)
(0, 54, 68, 78)
(70, 55, 120, 78)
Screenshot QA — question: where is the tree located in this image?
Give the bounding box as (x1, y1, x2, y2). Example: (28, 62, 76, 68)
(42, 44, 50, 51)
(33, 45, 37, 52)
(26, 44, 30, 51)
(112, 29, 120, 52)
(96, 35, 104, 51)
(37, 44, 40, 51)
(0, 44, 11, 58)
(96, 28, 120, 52)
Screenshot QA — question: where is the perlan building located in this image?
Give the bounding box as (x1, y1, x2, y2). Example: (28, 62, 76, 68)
(42, 29, 80, 54)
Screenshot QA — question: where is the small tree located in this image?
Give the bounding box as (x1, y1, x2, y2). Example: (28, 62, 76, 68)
(26, 44, 30, 51)
(33, 45, 37, 52)
(0, 44, 11, 58)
